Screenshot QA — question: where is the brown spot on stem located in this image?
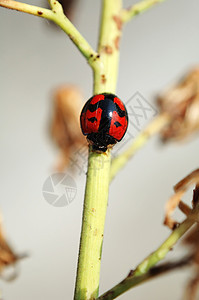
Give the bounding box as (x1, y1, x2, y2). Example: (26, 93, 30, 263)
(93, 54, 100, 62)
(101, 74, 107, 84)
(68, 33, 75, 42)
(91, 208, 96, 213)
(37, 11, 43, 15)
(104, 45, 113, 54)
(114, 36, 120, 50)
(113, 15, 122, 31)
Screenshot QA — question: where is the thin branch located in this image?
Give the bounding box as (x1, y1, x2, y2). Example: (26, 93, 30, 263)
(97, 255, 192, 300)
(121, 0, 167, 24)
(0, 0, 97, 63)
(0, 0, 54, 18)
(97, 217, 195, 300)
(110, 113, 170, 181)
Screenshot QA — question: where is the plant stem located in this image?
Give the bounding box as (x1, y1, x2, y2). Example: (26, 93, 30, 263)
(94, 0, 122, 94)
(0, 0, 54, 18)
(97, 217, 194, 300)
(134, 219, 193, 276)
(110, 113, 170, 181)
(74, 1, 122, 299)
(121, 0, 167, 23)
(0, 0, 97, 62)
(74, 147, 111, 299)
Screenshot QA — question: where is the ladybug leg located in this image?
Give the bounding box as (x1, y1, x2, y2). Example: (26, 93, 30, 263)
(92, 144, 107, 152)
(87, 132, 108, 152)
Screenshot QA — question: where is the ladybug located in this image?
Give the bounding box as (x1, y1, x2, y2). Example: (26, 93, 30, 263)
(80, 93, 128, 152)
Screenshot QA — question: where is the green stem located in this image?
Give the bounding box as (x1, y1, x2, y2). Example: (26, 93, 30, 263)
(74, 1, 122, 299)
(94, 0, 122, 94)
(134, 218, 193, 275)
(97, 217, 194, 300)
(121, 0, 167, 23)
(74, 147, 111, 299)
(0, 0, 97, 62)
(110, 113, 170, 181)
(0, 0, 54, 18)
(49, 1, 97, 62)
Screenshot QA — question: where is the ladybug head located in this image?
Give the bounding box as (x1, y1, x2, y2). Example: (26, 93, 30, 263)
(87, 131, 117, 152)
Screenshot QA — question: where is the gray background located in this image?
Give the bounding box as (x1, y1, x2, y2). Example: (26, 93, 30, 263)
(1, 0, 199, 299)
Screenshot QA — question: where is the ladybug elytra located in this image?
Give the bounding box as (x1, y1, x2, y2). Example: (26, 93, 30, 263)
(80, 93, 128, 152)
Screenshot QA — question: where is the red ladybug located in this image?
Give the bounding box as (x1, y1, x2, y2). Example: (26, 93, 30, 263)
(80, 93, 128, 152)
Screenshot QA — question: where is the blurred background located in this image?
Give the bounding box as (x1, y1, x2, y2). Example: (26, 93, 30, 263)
(1, 0, 199, 299)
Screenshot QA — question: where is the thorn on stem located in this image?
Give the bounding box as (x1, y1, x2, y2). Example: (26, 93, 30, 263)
(127, 269, 135, 277)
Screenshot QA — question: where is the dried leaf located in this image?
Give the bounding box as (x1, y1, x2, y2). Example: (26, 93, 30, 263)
(174, 169, 199, 193)
(164, 191, 184, 229)
(178, 201, 192, 216)
(157, 68, 199, 141)
(184, 272, 199, 300)
(164, 169, 199, 229)
(0, 213, 20, 280)
(58, 0, 77, 19)
(51, 85, 86, 171)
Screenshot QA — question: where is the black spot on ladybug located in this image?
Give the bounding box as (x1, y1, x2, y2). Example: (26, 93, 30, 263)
(88, 117, 97, 123)
(80, 93, 128, 152)
(86, 97, 125, 117)
(114, 121, 122, 128)
(114, 103, 126, 117)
